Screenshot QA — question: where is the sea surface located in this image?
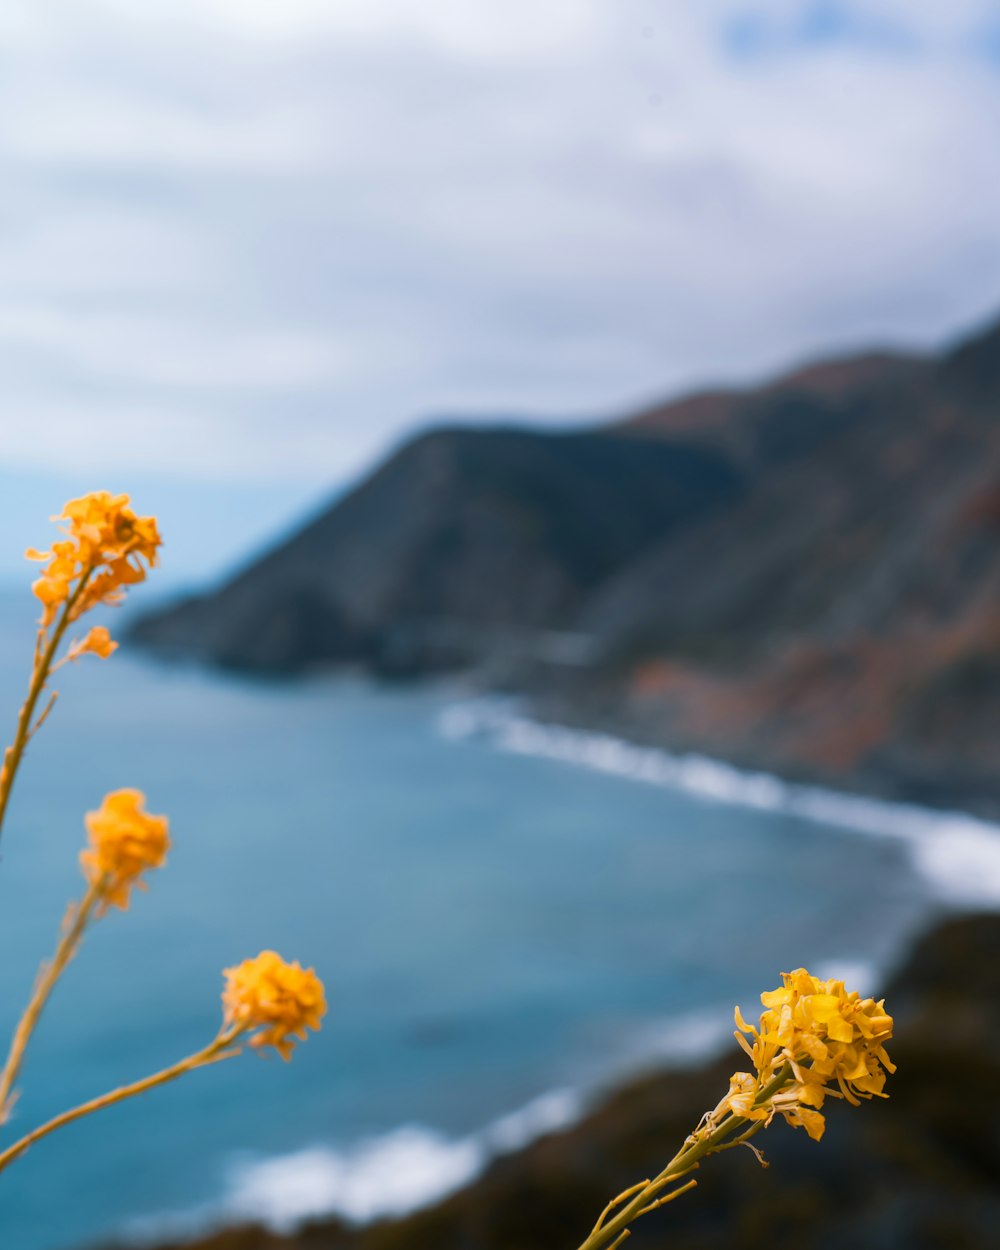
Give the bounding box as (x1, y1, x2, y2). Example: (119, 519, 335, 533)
(0, 593, 995, 1250)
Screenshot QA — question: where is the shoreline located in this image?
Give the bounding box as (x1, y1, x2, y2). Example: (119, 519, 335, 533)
(438, 694, 1000, 908)
(519, 683, 1000, 823)
(124, 909, 1000, 1250)
(99, 692, 1000, 1250)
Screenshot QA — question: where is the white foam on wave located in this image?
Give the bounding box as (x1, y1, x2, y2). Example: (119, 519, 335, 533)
(205, 1003, 815, 1239)
(811, 958, 879, 997)
(221, 1088, 582, 1232)
(438, 699, 1000, 906)
(621, 1005, 736, 1071)
(222, 1128, 484, 1229)
(484, 1086, 581, 1153)
(124, 1088, 584, 1243)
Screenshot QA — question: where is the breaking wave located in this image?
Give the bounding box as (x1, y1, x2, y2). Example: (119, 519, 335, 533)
(123, 1002, 744, 1244)
(124, 1088, 582, 1242)
(438, 699, 1000, 906)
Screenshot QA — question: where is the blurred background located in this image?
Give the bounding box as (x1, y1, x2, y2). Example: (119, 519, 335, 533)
(0, 3, 997, 1249)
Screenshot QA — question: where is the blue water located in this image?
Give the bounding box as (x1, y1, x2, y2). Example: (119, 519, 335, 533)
(0, 594, 938, 1249)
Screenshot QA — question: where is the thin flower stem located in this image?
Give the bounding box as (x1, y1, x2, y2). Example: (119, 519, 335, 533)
(0, 1027, 244, 1176)
(0, 572, 91, 848)
(634, 1177, 698, 1217)
(0, 879, 104, 1121)
(711, 1119, 767, 1156)
(590, 1181, 650, 1234)
(27, 692, 59, 741)
(574, 1064, 793, 1250)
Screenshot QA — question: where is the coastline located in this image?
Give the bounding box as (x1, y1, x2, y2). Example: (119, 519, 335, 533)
(116, 1003, 750, 1249)
(117, 909, 1000, 1250)
(439, 695, 1000, 908)
(89, 694, 1000, 1250)
(519, 681, 1000, 824)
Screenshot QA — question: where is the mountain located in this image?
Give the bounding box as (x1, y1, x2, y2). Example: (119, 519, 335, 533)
(552, 319, 1000, 809)
(130, 316, 1000, 811)
(621, 348, 927, 450)
(130, 427, 744, 675)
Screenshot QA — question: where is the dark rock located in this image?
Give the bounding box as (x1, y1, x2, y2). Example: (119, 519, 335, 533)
(130, 426, 743, 676)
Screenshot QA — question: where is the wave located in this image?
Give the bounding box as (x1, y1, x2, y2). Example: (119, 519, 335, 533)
(221, 1088, 581, 1231)
(222, 1128, 486, 1229)
(123, 1088, 583, 1243)
(615, 1004, 738, 1073)
(438, 699, 1000, 906)
(123, 1000, 742, 1245)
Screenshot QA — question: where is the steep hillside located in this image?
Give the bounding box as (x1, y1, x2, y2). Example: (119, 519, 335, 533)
(131, 316, 1000, 808)
(547, 318, 1000, 808)
(621, 348, 927, 457)
(131, 427, 742, 674)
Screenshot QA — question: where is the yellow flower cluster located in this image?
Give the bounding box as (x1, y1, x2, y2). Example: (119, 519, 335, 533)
(80, 789, 170, 912)
(27, 492, 161, 626)
(727, 968, 895, 1141)
(222, 951, 327, 1059)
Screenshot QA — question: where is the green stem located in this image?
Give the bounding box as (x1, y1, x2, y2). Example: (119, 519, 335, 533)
(0, 572, 90, 848)
(576, 1064, 793, 1250)
(0, 880, 103, 1120)
(0, 1027, 242, 1176)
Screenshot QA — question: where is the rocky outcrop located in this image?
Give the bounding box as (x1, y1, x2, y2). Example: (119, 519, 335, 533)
(130, 427, 743, 676)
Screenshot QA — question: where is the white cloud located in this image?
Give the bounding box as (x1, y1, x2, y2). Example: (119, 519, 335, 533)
(0, 207, 207, 294)
(3, 94, 323, 170)
(87, 0, 601, 58)
(0, 0, 996, 502)
(0, 306, 350, 388)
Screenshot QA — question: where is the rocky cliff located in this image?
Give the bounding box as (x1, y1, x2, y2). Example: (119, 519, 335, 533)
(131, 426, 743, 675)
(130, 316, 1000, 810)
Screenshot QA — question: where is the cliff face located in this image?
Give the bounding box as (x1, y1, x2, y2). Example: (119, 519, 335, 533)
(552, 319, 1000, 809)
(131, 427, 743, 676)
(130, 316, 1000, 808)
(126, 912, 1000, 1250)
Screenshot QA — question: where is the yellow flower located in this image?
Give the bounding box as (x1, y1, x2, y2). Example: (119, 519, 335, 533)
(722, 1071, 772, 1122)
(781, 1102, 826, 1143)
(27, 492, 162, 626)
(729, 968, 895, 1141)
(222, 951, 326, 1059)
(80, 789, 170, 911)
(66, 626, 118, 662)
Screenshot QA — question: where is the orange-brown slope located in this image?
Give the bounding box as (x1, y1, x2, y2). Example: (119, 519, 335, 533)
(559, 318, 1000, 810)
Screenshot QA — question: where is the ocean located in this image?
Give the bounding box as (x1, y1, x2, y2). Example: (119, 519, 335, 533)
(0, 593, 995, 1250)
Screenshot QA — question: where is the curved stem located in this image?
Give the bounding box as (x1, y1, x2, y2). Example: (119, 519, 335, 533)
(0, 1027, 243, 1176)
(0, 880, 103, 1121)
(575, 1064, 793, 1250)
(0, 572, 91, 847)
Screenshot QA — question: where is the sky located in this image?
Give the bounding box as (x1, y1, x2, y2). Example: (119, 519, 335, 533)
(1, 0, 999, 589)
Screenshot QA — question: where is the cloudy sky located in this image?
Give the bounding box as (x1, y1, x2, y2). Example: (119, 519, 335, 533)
(1, 0, 999, 587)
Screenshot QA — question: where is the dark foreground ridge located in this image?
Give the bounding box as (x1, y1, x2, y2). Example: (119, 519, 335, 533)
(130, 315, 1000, 812)
(117, 911, 1000, 1250)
